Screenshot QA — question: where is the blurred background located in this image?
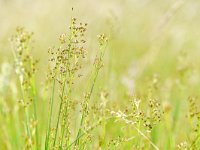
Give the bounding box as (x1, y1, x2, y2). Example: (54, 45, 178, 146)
(1, 0, 200, 101)
(1, 0, 200, 149)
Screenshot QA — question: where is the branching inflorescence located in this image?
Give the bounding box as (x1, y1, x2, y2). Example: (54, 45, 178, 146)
(45, 17, 108, 150)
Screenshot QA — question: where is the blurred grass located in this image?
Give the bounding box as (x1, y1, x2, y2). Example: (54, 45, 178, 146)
(1, 0, 200, 149)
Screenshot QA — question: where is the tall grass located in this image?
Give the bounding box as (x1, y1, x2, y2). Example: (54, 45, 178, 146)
(1, 4, 200, 149)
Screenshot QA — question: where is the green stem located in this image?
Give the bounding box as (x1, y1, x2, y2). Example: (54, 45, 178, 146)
(67, 117, 112, 150)
(75, 48, 106, 146)
(45, 79, 56, 150)
(19, 81, 31, 142)
(59, 20, 74, 148)
(75, 69, 99, 146)
(59, 85, 71, 149)
(59, 102, 69, 149)
(31, 79, 39, 150)
(53, 80, 66, 148)
(25, 108, 31, 139)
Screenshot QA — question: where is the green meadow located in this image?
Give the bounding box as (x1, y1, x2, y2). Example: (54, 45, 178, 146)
(0, 0, 200, 149)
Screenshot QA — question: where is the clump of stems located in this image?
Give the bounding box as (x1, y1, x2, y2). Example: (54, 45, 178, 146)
(45, 17, 108, 149)
(10, 27, 39, 149)
(45, 17, 88, 149)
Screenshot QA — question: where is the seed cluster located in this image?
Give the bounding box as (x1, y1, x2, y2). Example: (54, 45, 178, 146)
(129, 97, 162, 132)
(177, 141, 188, 150)
(187, 96, 200, 149)
(48, 18, 87, 83)
(109, 95, 162, 149)
(107, 136, 135, 149)
(145, 99, 162, 130)
(11, 27, 38, 94)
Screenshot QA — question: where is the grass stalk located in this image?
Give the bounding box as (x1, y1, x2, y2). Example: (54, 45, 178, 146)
(45, 79, 56, 150)
(31, 78, 39, 149)
(75, 42, 107, 147)
(53, 80, 66, 148)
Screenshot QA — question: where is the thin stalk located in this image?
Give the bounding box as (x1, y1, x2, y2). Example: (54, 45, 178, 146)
(75, 46, 106, 146)
(67, 117, 113, 150)
(53, 80, 66, 148)
(19, 81, 31, 142)
(59, 21, 74, 148)
(133, 125, 159, 150)
(59, 83, 71, 149)
(31, 78, 39, 150)
(66, 131, 85, 150)
(75, 69, 99, 146)
(113, 111, 159, 150)
(14, 109, 21, 149)
(25, 109, 31, 138)
(45, 79, 56, 150)
(190, 134, 200, 149)
(11, 42, 31, 141)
